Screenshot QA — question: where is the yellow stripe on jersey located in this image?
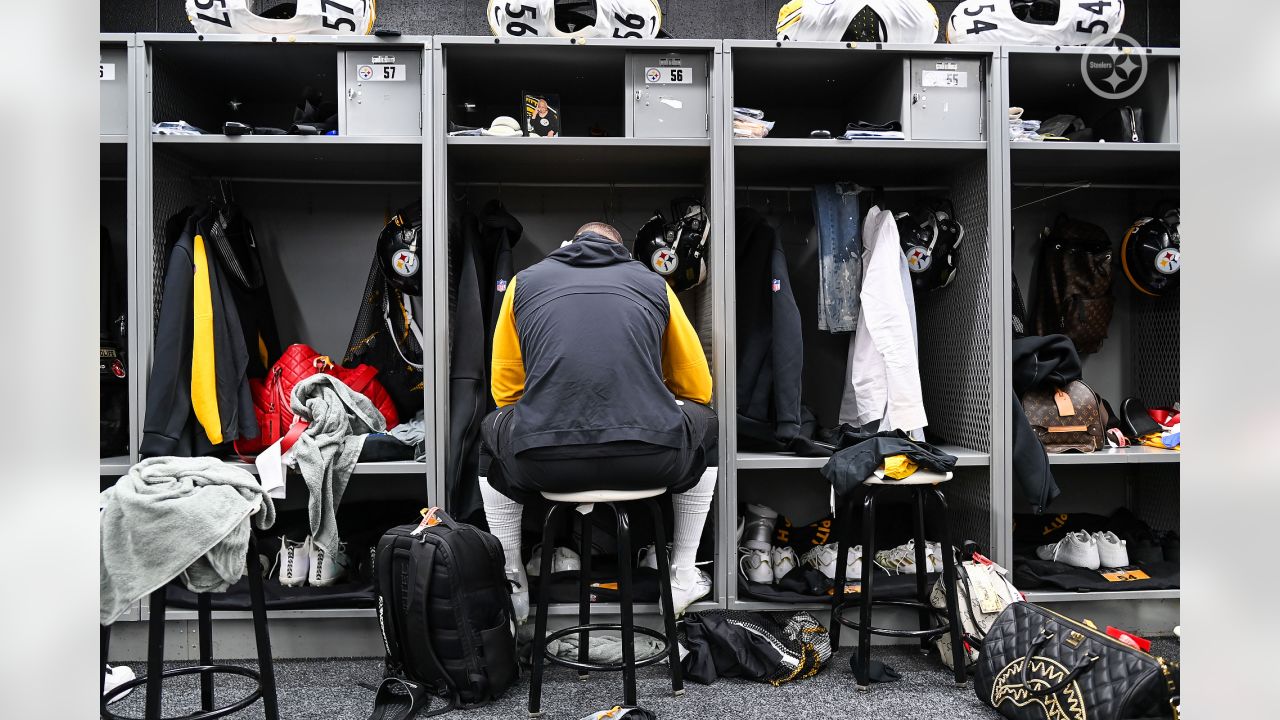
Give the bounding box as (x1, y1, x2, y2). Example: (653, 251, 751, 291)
(191, 233, 223, 445)
(661, 284, 712, 405)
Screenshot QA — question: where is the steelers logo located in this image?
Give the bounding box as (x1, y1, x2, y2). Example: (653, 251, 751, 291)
(905, 245, 932, 273)
(392, 250, 419, 278)
(1081, 33, 1147, 100)
(1154, 248, 1180, 275)
(651, 247, 678, 275)
(646, 68, 662, 83)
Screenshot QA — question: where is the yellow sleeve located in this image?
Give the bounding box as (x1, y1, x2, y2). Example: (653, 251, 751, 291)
(490, 276, 525, 407)
(661, 284, 713, 404)
(190, 233, 223, 444)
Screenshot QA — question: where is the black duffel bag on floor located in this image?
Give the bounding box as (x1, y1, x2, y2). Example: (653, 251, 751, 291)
(371, 508, 518, 717)
(975, 602, 1179, 720)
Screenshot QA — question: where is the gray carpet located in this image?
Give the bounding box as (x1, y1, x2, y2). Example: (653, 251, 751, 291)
(108, 639, 1179, 720)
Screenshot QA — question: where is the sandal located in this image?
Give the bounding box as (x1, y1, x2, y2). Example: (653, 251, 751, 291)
(367, 677, 431, 720)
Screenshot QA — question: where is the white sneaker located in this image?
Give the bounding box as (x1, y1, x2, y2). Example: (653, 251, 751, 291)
(874, 540, 944, 575)
(740, 504, 778, 552)
(800, 543, 862, 580)
(525, 545, 582, 577)
(310, 538, 351, 587)
(1092, 531, 1130, 568)
(770, 546, 800, 580)
(670, 566, 712, 617)
(505, 561, 530, 625)
(1036, 531, 1101, 570)
(276, 536, 310, 587)
(103, 665, 136, 704)
(637, 543, 671, 571)
(738, 547, 774, 584)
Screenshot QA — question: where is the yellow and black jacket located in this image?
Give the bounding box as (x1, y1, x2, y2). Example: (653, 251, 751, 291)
(491, 233, 711, 454)
(141, 207, 258, 457)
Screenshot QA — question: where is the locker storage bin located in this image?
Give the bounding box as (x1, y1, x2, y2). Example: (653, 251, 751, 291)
(432, 37, 726, 612)
(727, 41, 990, 141)
(440, 38, 713, 139)
(145, 35, 423, 138)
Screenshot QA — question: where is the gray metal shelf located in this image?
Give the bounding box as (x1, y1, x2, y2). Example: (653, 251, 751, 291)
(150, 135, 424, 182)
(737, 445, 990, 471)
(445, 136, 712, 185)
(733, 138, 988, 185)
(1048, 447, 1180, 465)
(1024, 589, 1179, 602)
(1009, 142, 1180, 185)
(100, 457, 133, 476)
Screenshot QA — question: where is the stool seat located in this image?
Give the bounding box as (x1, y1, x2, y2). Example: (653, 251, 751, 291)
(541, 488, 666, 503)
(863, 467, 953, 485)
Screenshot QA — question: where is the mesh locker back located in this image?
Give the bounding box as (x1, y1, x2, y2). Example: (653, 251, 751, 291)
(915, 158, 993, 454)
(151, 152, 207, 331)
(1131, 292, 1180, 406)
(343, 256, 425, 418)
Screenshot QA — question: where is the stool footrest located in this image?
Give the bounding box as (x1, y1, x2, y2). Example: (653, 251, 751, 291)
(543, 624, 672, 672)
(101, 665, 264, 720)
(833, 599, 951, 640)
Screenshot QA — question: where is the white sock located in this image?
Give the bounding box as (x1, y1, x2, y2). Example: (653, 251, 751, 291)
(478, 476, 523, 569)
(670, 467, 717, 571)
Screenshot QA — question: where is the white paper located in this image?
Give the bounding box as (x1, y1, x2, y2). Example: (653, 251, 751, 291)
(356, 64, 406, 82)
(659, 97, 684, 110)
(100, 63, 116, 81)
(256, 440, 287, 500)
(922, 70, 967, 88)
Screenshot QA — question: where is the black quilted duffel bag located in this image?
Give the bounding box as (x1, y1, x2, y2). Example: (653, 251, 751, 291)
(975, 602, 1179, 720)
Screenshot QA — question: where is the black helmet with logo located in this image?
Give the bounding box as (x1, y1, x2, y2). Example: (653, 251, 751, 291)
(377, 203, 423, 296)
(633, 198, 711, 293)
(897, 199, 964, 292)
(1121, 207, 1180, 297)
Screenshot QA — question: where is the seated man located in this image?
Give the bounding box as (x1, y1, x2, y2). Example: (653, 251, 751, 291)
(479, 221, 717, 622)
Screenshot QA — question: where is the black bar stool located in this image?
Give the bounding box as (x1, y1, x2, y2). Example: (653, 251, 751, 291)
(101, 534, 280, 720)
(527, 488, 684, 718)
(829, 468, 967, 690)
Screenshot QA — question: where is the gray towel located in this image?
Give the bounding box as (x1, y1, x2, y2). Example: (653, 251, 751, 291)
(547, 633, 667, 665)
(287, 374, 386, 555)
(100, 457, 275, 625)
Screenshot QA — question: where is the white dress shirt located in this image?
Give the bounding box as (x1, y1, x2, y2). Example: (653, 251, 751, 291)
(838, 205, 927, 434)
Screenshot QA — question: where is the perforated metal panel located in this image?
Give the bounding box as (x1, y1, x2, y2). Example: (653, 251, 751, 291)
(150, 151, 207, 330)
(1131, 292, 1180, 406)
(946, 467, 992, 551)
(915, 158, 993, 453)
(1133, 465, 1180, 533)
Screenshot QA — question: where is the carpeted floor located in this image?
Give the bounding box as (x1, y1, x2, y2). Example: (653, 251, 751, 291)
(107, 639, 1179, 720)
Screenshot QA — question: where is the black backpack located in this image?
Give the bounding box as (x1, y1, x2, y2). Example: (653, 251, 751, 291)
(373, 509, 518, 716)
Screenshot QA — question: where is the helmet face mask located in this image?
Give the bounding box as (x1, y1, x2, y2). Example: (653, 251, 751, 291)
(632, 199, 711, 293)
(777, 0, 939, 43)
(377, 205, 424, 297)
(897, 200, 964, 292)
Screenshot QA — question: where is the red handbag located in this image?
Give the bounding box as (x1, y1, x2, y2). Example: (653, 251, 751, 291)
(234, 343, 400, 456)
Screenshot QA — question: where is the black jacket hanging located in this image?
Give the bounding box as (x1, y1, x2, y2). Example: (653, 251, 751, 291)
(734, 208, 805, 451)
(1011, 334, 1081, 512)
(141, 207, 258, 458)
(480, 200, 523, 413)
(447, 213, 489, 520)
(200, 204, 281, 377)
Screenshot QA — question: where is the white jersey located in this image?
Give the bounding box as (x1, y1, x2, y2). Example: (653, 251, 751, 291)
(487, 0, 663, 39)
(777, 0, 940, 44)
(947, 0, 1125, 45)
(186, 0, 375, 36)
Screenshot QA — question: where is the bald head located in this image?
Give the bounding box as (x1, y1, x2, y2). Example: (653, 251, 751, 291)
(574, 222, 622, 244)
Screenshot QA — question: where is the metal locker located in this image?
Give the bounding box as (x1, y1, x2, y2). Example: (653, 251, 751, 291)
(338, 48, 422, 136)
(626, 52, 710, 138)
(909, 57, 985, 141)
(100, 47, 128, 136)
